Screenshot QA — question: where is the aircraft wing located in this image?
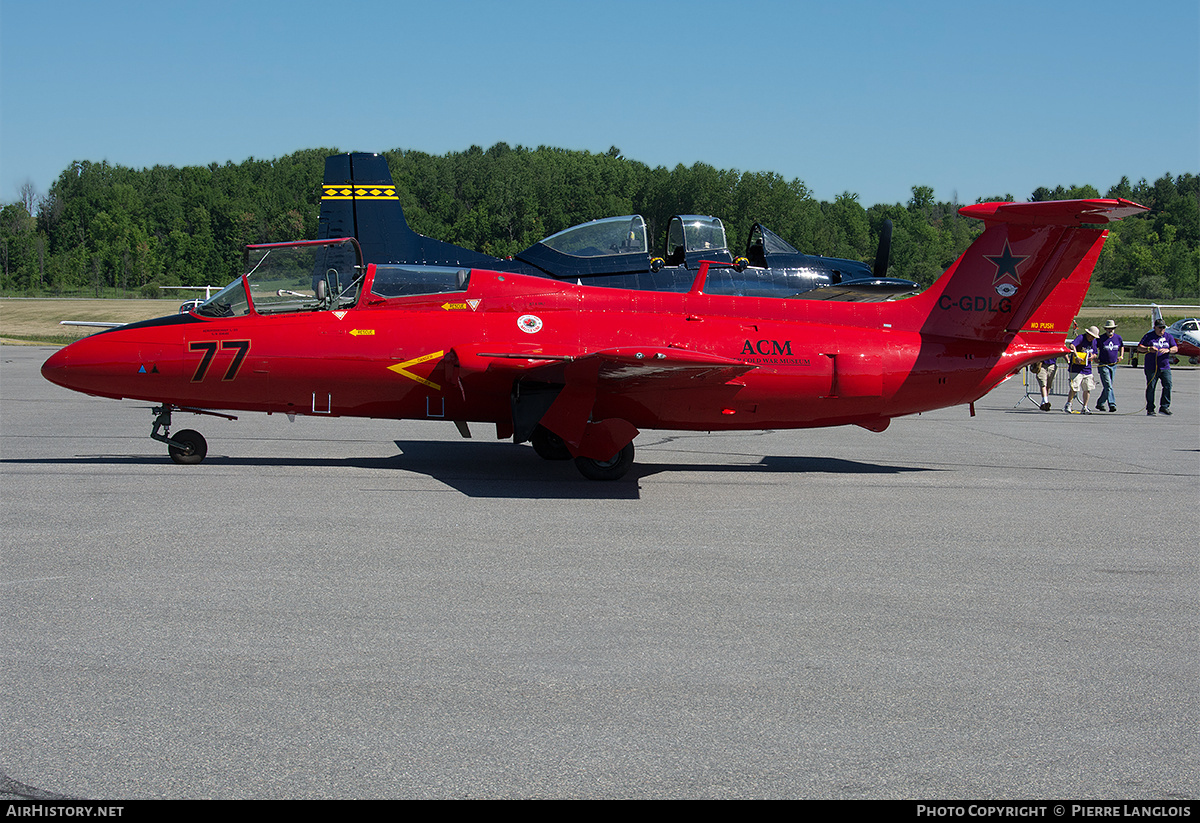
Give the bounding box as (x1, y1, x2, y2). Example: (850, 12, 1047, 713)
(451, 344, 754, 387)
(449, 344, 755, 458)
(573, 347, 757, 388)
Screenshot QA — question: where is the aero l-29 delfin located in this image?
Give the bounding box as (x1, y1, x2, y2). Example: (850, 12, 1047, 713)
(41, 174, 1147, 479)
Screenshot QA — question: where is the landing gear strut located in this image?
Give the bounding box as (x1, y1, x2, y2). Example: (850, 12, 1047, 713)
(150, 405, 235, 465)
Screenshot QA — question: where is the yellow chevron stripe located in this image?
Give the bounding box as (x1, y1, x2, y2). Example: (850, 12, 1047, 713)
(321, 185, 398, 200)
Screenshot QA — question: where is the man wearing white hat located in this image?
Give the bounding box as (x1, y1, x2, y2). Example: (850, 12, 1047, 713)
(1065, 326, 1100, 414)
(1095, 320, 1123, 412)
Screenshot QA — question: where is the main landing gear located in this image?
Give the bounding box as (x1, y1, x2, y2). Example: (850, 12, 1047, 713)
(529, 424, 636, 480)
(150, 405, 235, 465)
(530, 425, 572, 461)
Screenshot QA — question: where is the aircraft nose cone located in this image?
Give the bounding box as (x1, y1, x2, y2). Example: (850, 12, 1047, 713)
(40, 346, 72, 389)
(40, 336, 124, 397)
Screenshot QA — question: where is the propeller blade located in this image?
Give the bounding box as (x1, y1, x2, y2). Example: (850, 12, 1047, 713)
(872, 219, 893, 279)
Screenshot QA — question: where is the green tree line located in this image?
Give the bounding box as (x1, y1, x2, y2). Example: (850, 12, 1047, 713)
(2, 144, 1196, 299)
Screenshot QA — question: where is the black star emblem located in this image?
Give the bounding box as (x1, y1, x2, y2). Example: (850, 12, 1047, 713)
(986, 241, 1028, 286)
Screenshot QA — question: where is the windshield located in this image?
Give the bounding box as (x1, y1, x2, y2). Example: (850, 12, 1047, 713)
(195, 278, 251, 318)
(751, 224, 800, 255)
(539, 215, 648, 257)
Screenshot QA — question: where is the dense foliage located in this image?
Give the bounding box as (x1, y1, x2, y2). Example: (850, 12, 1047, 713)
(2, 144, 1196, 299)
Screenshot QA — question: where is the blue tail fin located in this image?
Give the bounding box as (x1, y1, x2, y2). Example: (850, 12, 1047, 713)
(317, 152, 496, 267)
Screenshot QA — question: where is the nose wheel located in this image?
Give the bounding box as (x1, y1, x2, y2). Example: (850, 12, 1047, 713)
(150, 404, 234, 465)
(167, 429, 208, 464)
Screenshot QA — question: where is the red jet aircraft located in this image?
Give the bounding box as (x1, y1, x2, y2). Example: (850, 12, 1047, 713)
(42, 198, 1147, 479)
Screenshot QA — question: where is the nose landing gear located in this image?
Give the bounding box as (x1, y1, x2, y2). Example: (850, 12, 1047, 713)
(150, 404, 236, 465)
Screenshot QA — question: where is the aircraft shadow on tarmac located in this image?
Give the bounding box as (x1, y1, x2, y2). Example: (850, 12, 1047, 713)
(390, 440, 932, 498)
(2, 439, 932, 499)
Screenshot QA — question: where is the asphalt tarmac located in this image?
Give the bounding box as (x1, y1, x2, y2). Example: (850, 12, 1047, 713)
(2, 345, 1196, 799)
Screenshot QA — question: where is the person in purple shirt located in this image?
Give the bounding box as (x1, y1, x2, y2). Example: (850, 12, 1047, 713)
(1064, 326, 1099, 414)
(1094, 320, 1123, 412)
(1137, 319, 1179, 416)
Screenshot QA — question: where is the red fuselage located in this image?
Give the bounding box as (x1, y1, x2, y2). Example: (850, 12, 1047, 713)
(42, 267, 1045, 434)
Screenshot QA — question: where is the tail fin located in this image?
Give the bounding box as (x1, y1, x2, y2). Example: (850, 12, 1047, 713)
(899, 199, 1147, 341)
(317, 152, 496, 267)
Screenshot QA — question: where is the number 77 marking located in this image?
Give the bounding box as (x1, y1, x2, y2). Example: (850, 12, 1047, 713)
(189, 340, 251, 381)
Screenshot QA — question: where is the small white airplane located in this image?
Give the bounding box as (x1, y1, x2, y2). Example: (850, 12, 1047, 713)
(1109, 303, 1200, 364)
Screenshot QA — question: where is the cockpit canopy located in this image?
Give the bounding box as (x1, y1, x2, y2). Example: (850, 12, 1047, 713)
(516, 215, 652, 278)
(195, 237, 364, 318)
(525, 213, 730, 268)
(663, 215, 732, 269)
(664, 215, 727, 264)
(539, 215, 648, 257)
(369, 265, 471, 298)
(513, 213, 734, 287)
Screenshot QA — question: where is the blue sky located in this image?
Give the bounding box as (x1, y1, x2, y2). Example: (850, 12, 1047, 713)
(2, 0, 1197, 211)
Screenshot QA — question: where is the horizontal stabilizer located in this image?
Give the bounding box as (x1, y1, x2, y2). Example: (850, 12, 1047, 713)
(959, 198, 1147, 226)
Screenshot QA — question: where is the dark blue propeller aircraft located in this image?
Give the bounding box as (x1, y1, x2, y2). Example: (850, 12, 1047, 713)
(316, 153, 918, 301)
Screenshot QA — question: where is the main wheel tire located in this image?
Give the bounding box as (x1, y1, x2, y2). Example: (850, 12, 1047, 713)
(531, 425, 572, 461)
(168, 429, 208, 465)
(574, 441, 634, 481)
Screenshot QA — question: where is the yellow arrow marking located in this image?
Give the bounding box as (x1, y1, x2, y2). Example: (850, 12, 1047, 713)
(388, 350, 444, 390)
(349, 329, 375, 336)
(441, 302, 468, 311)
